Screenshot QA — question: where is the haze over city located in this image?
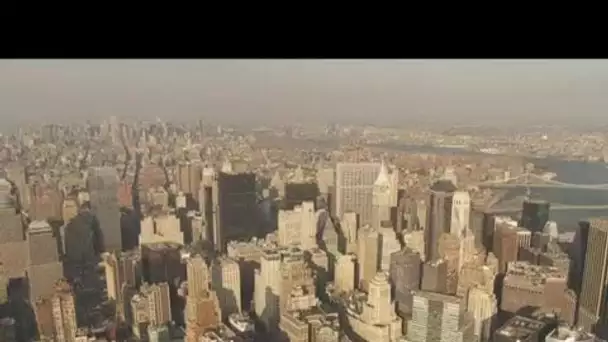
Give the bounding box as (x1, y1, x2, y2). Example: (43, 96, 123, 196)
(1, 59, 608, 128)
(2, 59, 608, 342)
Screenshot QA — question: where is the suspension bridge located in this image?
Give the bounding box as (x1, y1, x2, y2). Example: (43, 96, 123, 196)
(477, 172, 608, 213)
(476, 172, 608, 190)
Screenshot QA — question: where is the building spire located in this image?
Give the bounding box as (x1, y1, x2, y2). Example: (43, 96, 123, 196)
(374, 159, 390, 187)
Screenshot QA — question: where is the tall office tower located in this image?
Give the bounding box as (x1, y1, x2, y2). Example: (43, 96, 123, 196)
(184, 290, 221, 342)
(403, 229, 426, 261)
(389, 248, 421, 317)
(117, 180, 134, 209)
(520, 199, 551, 233)
(103, 251, 141, 312)
(109, 115, 120, 144)
(187, 254, 209, 297)
(277, 201, 316, 250)
(212, 172, 258, 253)
(280, 248, 315, 313)
(450, 191, 471, 237)
(306, 248, 329, 300)
(62, 198, 79, 223)
(425, 180, 456, 262)
(357, 226, 380, 291)
(63, 210, 99, 275)
(26, 220, 63, 301)
(406, 291, 475, 342)
(493, 223, 519, 274)
(469, 208, 486, 251)
(88, 166, 121, 252)
(141, 243, 184, 285)
(34, 297, 54, 340)
(5, 164, 29, 212)
(269, 171, 285, 199)
(438, 233, 461, 294)
(334, 253, 356, 293)
(457, 257, 497, 299)
(466, 287, 497, 342)
(188, 211, 205, 243)
(345, 272, 403, 341)
(29, 182, 63, 221)
(284, 181, 319, 210)
(578, 218, 608, 332)
(0, 180, 27, 279)
(334, 162, 381, 227)
(501, 261, 567, 315)
(52, 280, 78, 342)
(339, 212, 358, 254)
(280, 310, 340, 342)
(0, 264, 7, 304)
(378, 225, 401, 272)
(211, 257, 242, 319)
(0, 318, 16, 342)
(176, 162, 202, 203)
(372, 162, 393, 230)
(421, 259, 448, 294)
(254, 249, 282, 332)
(140, 213, 184, 245)
(570, 220, 591, 294)
(316, 167, 335, 211)
(131, 283, 172, 338)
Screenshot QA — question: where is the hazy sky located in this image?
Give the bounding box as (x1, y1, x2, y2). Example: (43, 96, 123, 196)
(1, 59, 607, 128)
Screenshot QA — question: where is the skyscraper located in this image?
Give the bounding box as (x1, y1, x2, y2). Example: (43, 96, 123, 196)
(211, 256, 242, 319)
(334, 162, 381, 227)
(389, 247, 421, 317)
(372, 162, 393, 230)
(406, 291, 474, 342)
(425, 180, 456, 262)
(87, 166, 121, 252)
(520, 199, 551, 233)
(27, 220, 63, 301)
(357, 226, 380, 291)
(578, 218, 608, 332)
(187, 254, 209, 298)
(52, 280, 78, 342)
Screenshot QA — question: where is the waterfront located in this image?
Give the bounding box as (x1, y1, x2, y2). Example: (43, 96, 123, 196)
(376, 143, 608, 231)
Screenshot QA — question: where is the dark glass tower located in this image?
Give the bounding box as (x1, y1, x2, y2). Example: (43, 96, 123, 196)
(519, 199, 550, 233)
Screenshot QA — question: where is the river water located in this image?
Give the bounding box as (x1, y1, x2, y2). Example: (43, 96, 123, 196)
(379, 143, 608, 232)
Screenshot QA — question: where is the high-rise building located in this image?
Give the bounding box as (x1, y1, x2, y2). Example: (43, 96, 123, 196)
(254, 248, 282, 332)
(141, 242, 184, 285)
(147, 324, 171, 342)
(466, 287, 497, 342)
(52, 280, 78, 342)
(493, 222, 519, 274)
(176, 162, 202, 198)
(578, 218, 608, 332)
(520, 199, 551, 233)
(277, 201, 316, 250)
(438, 233, 461, 295)
(334, 253, 356, 293)
(211, 257, 242, 319)
(339, 212, 358, 254)
(425, 180, 456, 261)
(372, 162, 393, 230)
(421, 259, 448, 294)
(184, 289, 221, 342)
(357, 226, 380, 291)
(26, 220, 63, 301)
(570, 220, 591, 294)
(280, 248, 315, 313)
(334, 162, 381, 227)
(501, 261, 567, 315)
(130, 282, 172, 333)
(0, 318, 16, 342)
(378, 225, 401, 273)
(103, 250, 141, 318)
(0, 179, 27, 279)
(140, 213, 184, 245)
(345, 272, 403, 341)
(284, 182, 319, 210)
(87, 166, 121, 252)
(211, 172, 258, 252)
(187, 254, 209, 298)
(389, 247, 421, 317)
(450, 191, 470, 237)
(29, 182, 63, 222)
(406, 291, 474, 342)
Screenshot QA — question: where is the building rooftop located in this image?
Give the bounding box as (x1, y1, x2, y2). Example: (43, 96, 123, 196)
(504, 261, 566, 289)
(495, 315, 548, 340)
(547, 326, 596, 341)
